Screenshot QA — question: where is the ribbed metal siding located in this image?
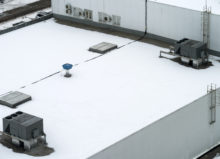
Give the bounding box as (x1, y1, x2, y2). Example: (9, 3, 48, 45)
(52, 0, 146, 32)
(147, 1, 203, 41)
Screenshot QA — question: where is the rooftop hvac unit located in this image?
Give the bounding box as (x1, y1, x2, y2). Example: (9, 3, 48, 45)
(174, 38, 207, 60)
(159, 38, 208, 68)
(2, 111, 46, 150)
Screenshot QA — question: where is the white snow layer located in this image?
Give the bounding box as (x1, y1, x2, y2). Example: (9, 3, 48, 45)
(0, 0, 39, 13)
(214, 155, 220, 159)
(150, 0, 220, 14)
(0, 19, 220, 159)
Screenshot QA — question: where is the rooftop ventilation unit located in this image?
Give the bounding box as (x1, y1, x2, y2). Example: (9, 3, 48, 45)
(2, 111, 46, 150)
(62, 63, 73, 78)
(160, 38, 208, 68)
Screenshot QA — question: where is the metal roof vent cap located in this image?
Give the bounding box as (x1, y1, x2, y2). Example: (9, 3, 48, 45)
(62, 63, 73, 78)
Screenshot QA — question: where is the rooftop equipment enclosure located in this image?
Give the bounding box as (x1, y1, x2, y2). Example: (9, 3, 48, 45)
(174, 38, 207, 59)
(3, 111, 44, 140)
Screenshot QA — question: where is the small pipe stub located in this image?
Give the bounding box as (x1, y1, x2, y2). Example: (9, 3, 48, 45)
(62, 63, 73, 78)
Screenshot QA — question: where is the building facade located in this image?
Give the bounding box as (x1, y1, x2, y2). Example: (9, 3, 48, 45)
(52, 0, 220, 56)
(51, 2, 220, 157)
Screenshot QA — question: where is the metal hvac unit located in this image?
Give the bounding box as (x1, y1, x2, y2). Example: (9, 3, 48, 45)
(174, 38, 207, 58)
(160, 38, 208, 68)
(174, 38, 208, 67)
(2, 111, 46, 150)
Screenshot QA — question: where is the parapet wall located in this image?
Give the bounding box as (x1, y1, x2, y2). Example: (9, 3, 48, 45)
(147, 1, 220, 56)
(52, 0, 220, 56)
(89, 88, 220, 159)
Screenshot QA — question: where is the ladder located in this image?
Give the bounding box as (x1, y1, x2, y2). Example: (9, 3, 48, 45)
(202, 2, 211, 47)
(207, 84, 217, 125)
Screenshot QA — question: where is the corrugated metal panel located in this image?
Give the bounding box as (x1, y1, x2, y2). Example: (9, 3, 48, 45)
(52, 0, 220, 53)
(210, 14, 220, 52)
(147, 1, 203, 41)
(52, 0, 146, 32)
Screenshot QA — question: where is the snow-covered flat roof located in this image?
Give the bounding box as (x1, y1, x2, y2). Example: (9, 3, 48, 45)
(0, 19, 220, 159)
(150, 0, 220, 14)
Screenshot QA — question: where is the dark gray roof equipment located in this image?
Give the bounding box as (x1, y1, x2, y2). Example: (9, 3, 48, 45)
(0, 91, 32, 108)
(2, 111, 46, 150)
(159, 38, 209, 68)
(174, 38, 208, 60)
(89, 42, 118, 54)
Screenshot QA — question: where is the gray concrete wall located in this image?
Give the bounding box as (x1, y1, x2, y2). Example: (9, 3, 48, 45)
(89, 88, 220, 159)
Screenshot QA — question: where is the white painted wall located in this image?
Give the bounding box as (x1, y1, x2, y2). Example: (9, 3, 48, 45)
(52, 0, 146, 32)
(147, 1, 220, 53)
(52, 0, 220, 53)
(147, 1, 203, 41)
(89, 88, 220, 159)
(210, 14, 220, 52)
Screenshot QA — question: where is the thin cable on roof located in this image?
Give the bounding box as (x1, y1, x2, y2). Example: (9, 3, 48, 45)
(117, 33, 146, 49)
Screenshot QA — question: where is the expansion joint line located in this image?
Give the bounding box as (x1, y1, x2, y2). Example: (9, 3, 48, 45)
(1, 33, 147, 94)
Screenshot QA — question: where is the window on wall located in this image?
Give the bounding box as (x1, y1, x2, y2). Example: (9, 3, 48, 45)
(72, 7, 84, 17)
(112, 15, 121, 26)
(65, 4, 72, 15)
(83, 9, 93, 20)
